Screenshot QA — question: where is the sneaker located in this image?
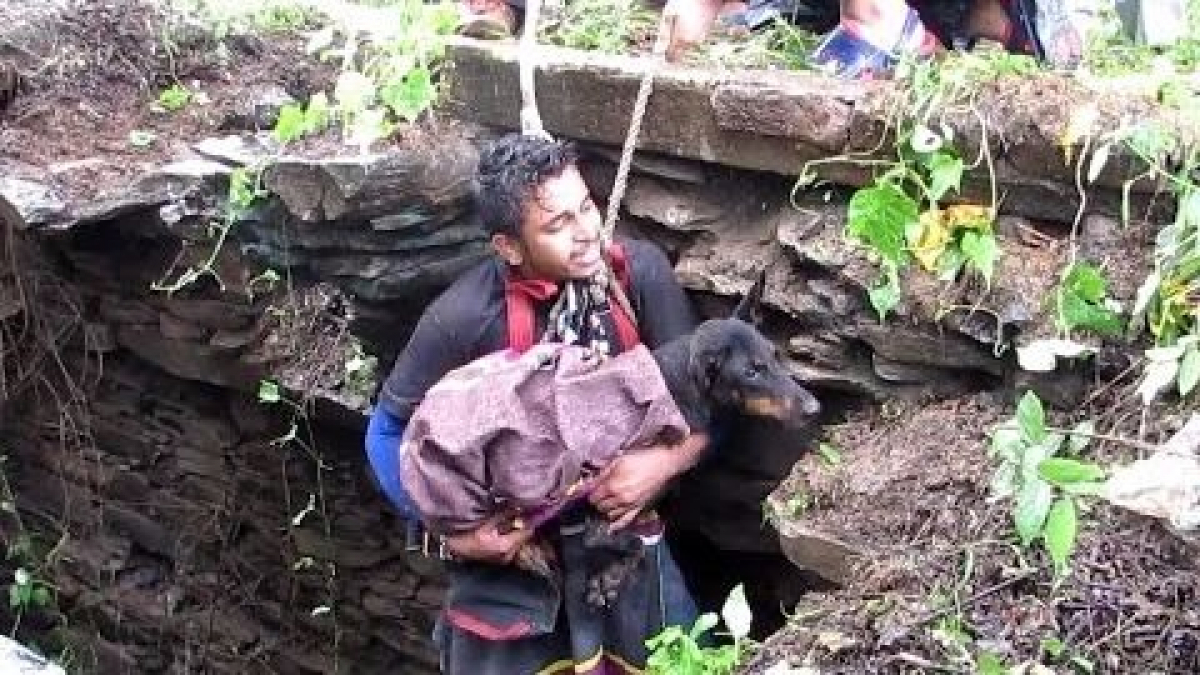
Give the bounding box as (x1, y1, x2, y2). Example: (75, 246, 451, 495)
(810, 7, 940, 80)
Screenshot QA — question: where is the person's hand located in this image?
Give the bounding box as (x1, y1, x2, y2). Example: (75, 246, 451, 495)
(589, 444, 689, 532)
(442, 514, 535, 564)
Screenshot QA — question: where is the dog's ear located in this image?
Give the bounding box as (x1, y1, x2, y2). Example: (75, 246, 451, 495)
(732, 270, 766, 324)
(688, 345, 728, 392)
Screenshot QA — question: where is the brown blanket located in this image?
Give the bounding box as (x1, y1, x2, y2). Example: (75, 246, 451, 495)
(400, 343, 689, 535)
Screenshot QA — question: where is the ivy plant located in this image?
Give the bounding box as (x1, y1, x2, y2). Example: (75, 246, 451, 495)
(844, 125, 999, 320)
(989, 392, 1105, 576)
(645, 584, 752, 675)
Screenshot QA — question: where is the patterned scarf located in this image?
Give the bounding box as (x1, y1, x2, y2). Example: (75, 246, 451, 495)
(505, 245, 639, 354)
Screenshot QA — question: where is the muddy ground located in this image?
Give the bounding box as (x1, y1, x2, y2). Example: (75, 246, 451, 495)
(2, 1, 1198, 674)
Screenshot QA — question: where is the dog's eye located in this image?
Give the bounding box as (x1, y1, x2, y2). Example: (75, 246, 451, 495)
(745, 362, 766, 379)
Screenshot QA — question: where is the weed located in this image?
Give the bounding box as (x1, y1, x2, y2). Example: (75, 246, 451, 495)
(155, 84, 192, 112)
(988, 392, 1105, 577)
(1054, 261, 1124, 337)
(646, 584, 753, 674)
(541, 0, 657, 54)
(288, 0, 459, 149)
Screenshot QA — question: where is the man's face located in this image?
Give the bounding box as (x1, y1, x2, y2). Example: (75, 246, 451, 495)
(495, 165, 605, 280)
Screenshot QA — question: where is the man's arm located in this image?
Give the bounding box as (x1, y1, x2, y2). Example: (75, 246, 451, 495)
(592, 240, 711, 529)
(367, 290, 533, 563)
(625, 239, 700, 350)
(589, 431, 710, 531)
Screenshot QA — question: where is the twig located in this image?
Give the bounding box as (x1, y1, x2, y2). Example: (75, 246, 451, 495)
(882, 652, 966, 673)
(916, 569, 1037, 626)
(1041, 424, 1157, 453)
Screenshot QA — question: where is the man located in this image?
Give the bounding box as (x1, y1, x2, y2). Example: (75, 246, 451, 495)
(665, 0, 1084, 74)
(365, 133, 709, 673)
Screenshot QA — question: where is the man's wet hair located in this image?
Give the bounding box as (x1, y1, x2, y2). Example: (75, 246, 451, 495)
(473, 133, 579, 238)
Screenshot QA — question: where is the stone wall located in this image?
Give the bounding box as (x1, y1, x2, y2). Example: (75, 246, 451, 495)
(0, 109, 1158, 673)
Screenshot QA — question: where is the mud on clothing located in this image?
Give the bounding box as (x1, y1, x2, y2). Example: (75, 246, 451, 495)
(375, 237, 704, 674)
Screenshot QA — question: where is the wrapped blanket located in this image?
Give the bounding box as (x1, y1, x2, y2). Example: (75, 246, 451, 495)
(400, 343, 689, 535)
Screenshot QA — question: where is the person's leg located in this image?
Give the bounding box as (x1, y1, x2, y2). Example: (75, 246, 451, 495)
(664, 0, 731, 61)
(458, 0, 519, 38)
(966, 0, 1015, 44)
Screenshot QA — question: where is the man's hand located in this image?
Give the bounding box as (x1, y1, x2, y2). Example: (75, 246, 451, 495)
(589, 432, 709, 531)
(442, 514, 535, 565)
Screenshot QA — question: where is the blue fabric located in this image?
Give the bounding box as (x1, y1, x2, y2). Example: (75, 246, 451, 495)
(365, 406, 421, 519)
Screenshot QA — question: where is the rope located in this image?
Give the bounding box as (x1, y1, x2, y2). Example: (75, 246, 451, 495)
(518, 0, 549, 138)
(600, 11, 675, 245)
(512, 0, 676, 325)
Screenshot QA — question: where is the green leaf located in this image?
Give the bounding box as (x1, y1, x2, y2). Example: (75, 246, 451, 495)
(817, 442, 842, 466)
(927, 152, 964, 202)
(868, 268, 902, 322)
(1178, 345, 1200, 396)
(1041, 635, 1067, 658)
(960, 230, 998, 282)
(1043, 497, 1078, 574)
(1038, 457, 1105, 485)
(1060, 291, 1124, 336)
(273, 103, 308, 143)
(31, 585, 50, 608)
(303, 92, 331, 133)
(989, 462, 1018, 499)
(936, 246, 966, 281)
(257, 380, 281, 404)
(8, 583, 20, 609)
(1016, 391, 1047, 444)
(989, 425, 1023, 462)
(382, 66, 436, 123)
(690, 612, 719, 641)
(976, 652, 1009, 675)
(1015, 478, 1054, 546)
(846, 182, 918, 267)
(1066, 420, 1095, 455)
(1063, 262, 1108, 302)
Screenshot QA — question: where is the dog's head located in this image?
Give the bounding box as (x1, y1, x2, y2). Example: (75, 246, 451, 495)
(686, 274, 821, 426)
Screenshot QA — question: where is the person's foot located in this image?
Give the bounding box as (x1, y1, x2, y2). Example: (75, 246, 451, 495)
(810, 6, 940, 80)
(969, 0, 1083, 69)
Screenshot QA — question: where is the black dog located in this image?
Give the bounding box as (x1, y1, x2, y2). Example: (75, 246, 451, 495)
(652, 272, 821, 432)
(582, 272, 821, 606)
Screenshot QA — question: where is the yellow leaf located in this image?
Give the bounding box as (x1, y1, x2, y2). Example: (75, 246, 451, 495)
(913, 210, 951, 271)
(911, 206, 993, 272)
(942, 205, 993, 231)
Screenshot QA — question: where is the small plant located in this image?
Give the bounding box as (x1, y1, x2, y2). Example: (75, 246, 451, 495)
(1054, 261, 1124, 337)
(988, 392, 1105, 576)
(8, 567, 53, 616)
(540, 0, 657, 54)
(342, 342, 379, 399)
(1120, 131, 1200, 403)
(127, 130, 158, 148)
(288, 0, 459, 150)
(155, 84, 192, 112)
(839, 126, 998, 320)
(273, 92, 332, 143)
(153, 164, 268, 294)
(645, 584, 753, 675)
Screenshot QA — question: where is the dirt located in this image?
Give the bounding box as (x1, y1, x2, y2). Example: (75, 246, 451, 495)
(753, 394, 1200, 674)
(0, 0, 348, 207)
